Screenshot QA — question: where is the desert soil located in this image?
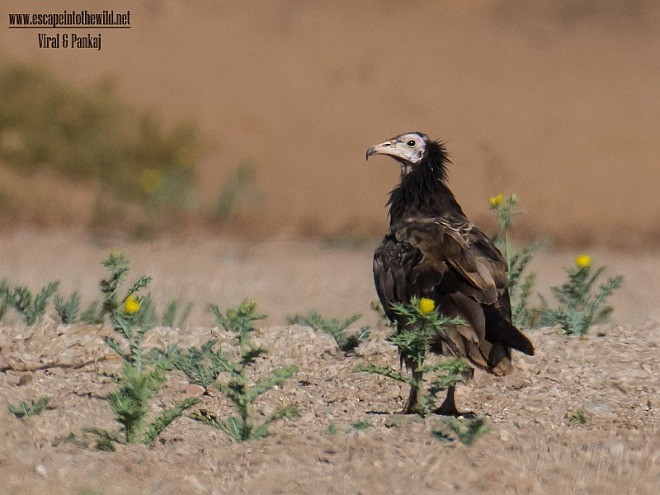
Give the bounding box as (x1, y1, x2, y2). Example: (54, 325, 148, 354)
(0, 2, 658, 492)
(0, 231, 657, 495)
(1, 1, 659, 244)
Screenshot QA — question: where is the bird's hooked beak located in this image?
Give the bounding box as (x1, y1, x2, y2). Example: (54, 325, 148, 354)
(366, 132, 427, 174)
(365, 139, 398, 161)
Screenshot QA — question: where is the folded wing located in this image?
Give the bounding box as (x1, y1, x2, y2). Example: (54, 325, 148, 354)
(374, 216, 533, 374)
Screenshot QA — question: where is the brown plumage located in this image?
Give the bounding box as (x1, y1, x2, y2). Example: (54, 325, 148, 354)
(367, 132, 534, 415)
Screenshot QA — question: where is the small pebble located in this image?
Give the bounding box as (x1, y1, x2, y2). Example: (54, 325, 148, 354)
(18, 374, 33, 386)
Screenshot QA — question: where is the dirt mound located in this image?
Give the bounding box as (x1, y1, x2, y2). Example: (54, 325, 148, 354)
(0, 318, 657, 494)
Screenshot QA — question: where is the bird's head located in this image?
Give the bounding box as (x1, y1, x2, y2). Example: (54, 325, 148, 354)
(366, 132, 429, 175)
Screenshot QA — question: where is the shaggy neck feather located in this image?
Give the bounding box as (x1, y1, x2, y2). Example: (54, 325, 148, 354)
(387, 141, 464, 223)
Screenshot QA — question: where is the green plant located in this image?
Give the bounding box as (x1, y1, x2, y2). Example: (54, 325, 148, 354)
(0, 63, 199, 207)
(127, 293, 158, 329)
(214, 160, 261, 218)
(370, 300, 396, 330)
(54, 291, 81, 324)
(155, 340, 232, 391)
(439, 416, 490, 446)
(190, 301, 299, 441)
(288, 311, 370, 354)
(0, 278, 9, 321)
(489, 193, 541, 328)
(125, 295, 193, 329)
(351, 419, 371, 431)
(80, 299, 104, 324)
(7, 396, 51, 418)
(91, 252, 199, 446)
(569, 409, 588, 425)
(7, 281, 60, 325)
(98, 251, 150, 327)
(538, 255, 623, 335)
(162, 299, 193, 328)
(82, 427, 119, 451)
(356, 297, 470, 416)
(507, 244, 541, 329)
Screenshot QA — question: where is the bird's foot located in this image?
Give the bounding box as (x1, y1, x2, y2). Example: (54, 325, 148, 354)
(433, 388, 475, 418)
(401, 394, 428, 416)
(401, 401, 424, 416)
(432, 402, 476, 418)
(403, 381, 424, 415)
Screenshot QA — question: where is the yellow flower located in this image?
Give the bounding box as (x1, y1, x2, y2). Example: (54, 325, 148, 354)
(124, 295, 140, 315)
(419, 297, 436, 315)
(575, 255, 592, 269)
(140, 168, 163, 194)
(489, 194, 503, 207)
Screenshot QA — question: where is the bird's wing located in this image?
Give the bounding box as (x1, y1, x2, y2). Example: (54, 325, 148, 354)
(374, 215, 533, 368)
(392, 216, 508, 307)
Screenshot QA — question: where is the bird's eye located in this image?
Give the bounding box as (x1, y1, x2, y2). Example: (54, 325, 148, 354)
(406, 140, 416, 147)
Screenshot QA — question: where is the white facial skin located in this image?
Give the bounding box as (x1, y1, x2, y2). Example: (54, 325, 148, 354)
(366, 132, 428, 165)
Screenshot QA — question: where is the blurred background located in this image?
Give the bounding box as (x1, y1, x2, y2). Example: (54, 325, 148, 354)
(0, 0, 658, 247)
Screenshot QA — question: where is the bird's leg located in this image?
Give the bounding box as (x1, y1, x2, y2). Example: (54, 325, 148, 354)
(403, 369, 424, 415)
(433, 385, 473, 417)
(434, 385, 458, 415)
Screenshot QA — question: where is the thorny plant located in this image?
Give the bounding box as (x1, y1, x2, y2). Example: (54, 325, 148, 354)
(432, 416, 490, 446)
(0, 279, 8, 321)
(370, 300, 396, 330)
(287, 310, 370, 354)
(489, 193, 541, 329)
(4, 281, 60, 325)
(190, 300, 299, 442)
(569, 409, 588, 425)
(77, 295, 193, 328)
(351, 419, 371, 431)
(214, 160, 261, 219)
(538, 255, 623, 336)
(54, 291, 81, 324)
(153, 340, 232, 392)
(88, 252, 199, 448)
(79, 300, 105, 325)
(123, 294, 193, 330)
(356, 297, 471, 417)
(7, 396, 51, 418)
(162, 299, 194, 328)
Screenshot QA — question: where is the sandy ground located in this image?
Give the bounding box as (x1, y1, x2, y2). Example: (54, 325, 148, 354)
(0, 231, 658, 494)
(1, 1, 659, 244)
(0, 1, 658, 492)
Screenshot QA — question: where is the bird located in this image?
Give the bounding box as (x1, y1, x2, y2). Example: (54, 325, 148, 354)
(367, 131, 534, 415)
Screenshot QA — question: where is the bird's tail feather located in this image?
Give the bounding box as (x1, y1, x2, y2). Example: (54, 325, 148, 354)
(482, 304, 534, 356)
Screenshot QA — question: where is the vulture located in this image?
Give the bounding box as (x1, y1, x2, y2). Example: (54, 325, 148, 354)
(367, 132, 534, 415)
